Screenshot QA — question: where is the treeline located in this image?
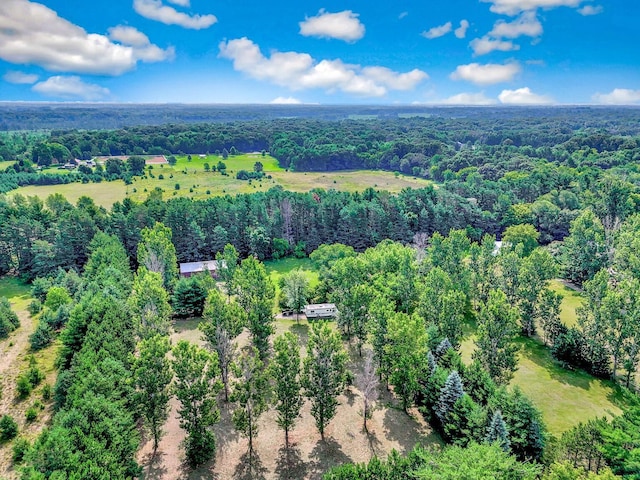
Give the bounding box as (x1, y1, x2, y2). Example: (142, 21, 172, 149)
(0, 186, 485, 278)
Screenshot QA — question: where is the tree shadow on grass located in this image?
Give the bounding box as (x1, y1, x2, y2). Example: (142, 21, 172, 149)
(233, 450, 267, 480)
(308, 436, 353, 479)
(288, 322, 309, 345)
(275, 444, 307, 480)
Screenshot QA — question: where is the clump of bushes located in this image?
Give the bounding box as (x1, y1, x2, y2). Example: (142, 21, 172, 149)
(0, 297, 20, 340)
(0, 414, 18, 441)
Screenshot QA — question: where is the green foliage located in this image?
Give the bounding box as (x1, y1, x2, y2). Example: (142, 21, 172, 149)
(271, 332, 303, 447)
(172, 272, 214, 318)
(231, 347, 271, 457)
(503, 224, 540, 257)
(12, 437, 30, 463)
(473, 289, 521, 385)
(132, 335, 172, 451)
(16, 374, 33, 399)
(386, 312, 428, 411)
(562, 210, 608, 285)
(0, 296, 20, 339)
(29, 321, 53, 351)
(436, 370, 465, 426)
(302, 321, 348, 439)
(129, 269, 172, 338)
(44, 286, 71, 311)
(137, 222, 179, 291)
(234, 256, 275, 357)
(281, 268, 310, 320)
(25, 406, 38, 422)
(0, 415, 18, 441)
(486, 409, 511, 452)
(172, 340, 222, 467)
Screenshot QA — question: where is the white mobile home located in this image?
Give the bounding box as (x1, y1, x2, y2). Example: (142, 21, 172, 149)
(303, 303, 338, 319)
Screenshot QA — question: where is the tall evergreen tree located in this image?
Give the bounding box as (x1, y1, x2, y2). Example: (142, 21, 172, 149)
(137, 222, 179, 292)
(436, 370, 465, 426)
(486, 410, 511, 452)
(128, 270, 172, 339)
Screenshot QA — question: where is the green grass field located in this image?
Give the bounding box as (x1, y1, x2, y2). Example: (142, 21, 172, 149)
(10, 154, 432, 208)
(264, 257, 320, 307)
(0, 160, 16, 170)
(0, 277, 31, 310)
(549, 279, 584, 328)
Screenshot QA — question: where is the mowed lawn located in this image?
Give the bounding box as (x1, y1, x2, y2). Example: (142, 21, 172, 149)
(460, 283, 628, 437)
(10, 153, 433, 208)
(549, 279, 584, 328)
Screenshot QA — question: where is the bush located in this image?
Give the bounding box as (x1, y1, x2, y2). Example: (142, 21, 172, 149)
(28, 299, 42, 315)
(41, 383, 52, 401)
(0, 297, 20, 340)
(0, 415, 18, 441)
(175, 183, 180, 190)
(31, 277, 52, 302)
(12, 437, 30, 463)
(25, 407, 38, 422)
(16, 375, 32, 399)
(29, 321, 53, 351)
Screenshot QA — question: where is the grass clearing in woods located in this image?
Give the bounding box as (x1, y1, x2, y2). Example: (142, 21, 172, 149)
(549, 279, 584, 328)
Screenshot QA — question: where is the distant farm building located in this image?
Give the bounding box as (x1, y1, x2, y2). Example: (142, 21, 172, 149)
(179, 260, 224, 278)
(304, 303, 338, 319)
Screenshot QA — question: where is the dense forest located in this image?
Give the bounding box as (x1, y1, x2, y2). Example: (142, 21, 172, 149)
(1, 107, 640, 479)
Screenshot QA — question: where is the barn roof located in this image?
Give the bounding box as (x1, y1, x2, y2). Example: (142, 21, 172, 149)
(179, 260, 223, 274)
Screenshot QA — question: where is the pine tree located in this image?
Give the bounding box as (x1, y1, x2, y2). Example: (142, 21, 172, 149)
(271, 332, 303, 447)
(436, 370, 464, 425)
(486, 410, 511, 452)
(128, 270, 172, 339)
(137, 222, 178, 292)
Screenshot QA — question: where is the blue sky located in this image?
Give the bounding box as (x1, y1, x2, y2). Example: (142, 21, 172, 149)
(0, 0, 638, 104)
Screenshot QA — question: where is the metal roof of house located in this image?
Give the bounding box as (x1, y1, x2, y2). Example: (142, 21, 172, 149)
(304, 303, 336, 310)
(179, 260, 222, 274)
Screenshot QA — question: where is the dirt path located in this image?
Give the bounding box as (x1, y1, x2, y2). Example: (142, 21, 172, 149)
(138, 320, 441, 479)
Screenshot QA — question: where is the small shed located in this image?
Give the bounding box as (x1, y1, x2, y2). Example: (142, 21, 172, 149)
(303, 303, 338, 319)
(179, 260, 224, 278)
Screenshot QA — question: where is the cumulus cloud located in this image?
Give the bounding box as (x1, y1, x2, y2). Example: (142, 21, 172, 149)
(454, 20, 470, 39)
(166, 0, 190, 6)
(270, 96, 302, 104)
(489, 11, 542, 38)
(499, 87, 554, 104)
(451, 62, 521, 85)
(592, 88, 640, 105)
(441, 92, 497, 105)
(421, 22, 452, 39)
(578, 5, 603, 15)
(470, 36, 520, 56)
(108, 25, 175, 62)
(299, 10, 365, 42)
(0, 0, 173, 75)
(133, 0, 217, 30)
(218, 37, 427, 97)
(32, 76, 110, 100)
(480, 0, 583, 15)
(4, 71, 39, 84)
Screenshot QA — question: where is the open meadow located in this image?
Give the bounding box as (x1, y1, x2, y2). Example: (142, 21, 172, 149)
(8, 154, 433, 208)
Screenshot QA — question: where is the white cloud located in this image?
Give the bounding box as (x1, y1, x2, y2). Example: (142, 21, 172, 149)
(578, 5, 603, 15)
(421, 22, 452, 39)
(489, 11, 542, 38)
(454, 20, 470, 39)
(133, 0, 217, 30)
(166, 0, 190, 6)
(299, 10, 365, 42)
(32, 76, 110, 100)
(441, 92, 497, 105)
(270, 96, 302, 105)
(218, 37, 428, 97)
(4, 71, 39, 84)
(451, 62, 521, 85)
(592, 88, 640, 105)
(108, 26, 175, 62)
(399, 12, 409, 19)
(470, 36, 520, 56)
(499, 87, 554, 104)
(480, 0, 583, 15)
(0, 0, 172, 75)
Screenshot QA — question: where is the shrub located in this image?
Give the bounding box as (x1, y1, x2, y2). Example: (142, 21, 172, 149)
(0, 415, 18, 441)
(158, 174, 164, 180)
(12, 437, 30, 463)
(16, 375, 32, 399)
(28, 299, 42, 315)
(25, 407, 38, 422)
(175, 183, 180, 190)
(29, 321, 53, 351)
(0, 297, 20, 340)
(41, 383, 52, 401)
